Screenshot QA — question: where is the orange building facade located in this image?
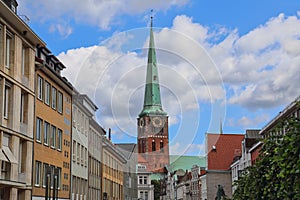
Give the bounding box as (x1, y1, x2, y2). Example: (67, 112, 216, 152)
(32, 47, 72, 199)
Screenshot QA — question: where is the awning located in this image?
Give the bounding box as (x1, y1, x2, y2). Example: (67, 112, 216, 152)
(2, 146, 18, 164)
(0, 149, 8, 162)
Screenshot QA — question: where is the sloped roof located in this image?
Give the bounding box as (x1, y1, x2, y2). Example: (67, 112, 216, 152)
(169, 155, 206, 172)
(115, 143, 136, 159)
(207, 133, 244, 170)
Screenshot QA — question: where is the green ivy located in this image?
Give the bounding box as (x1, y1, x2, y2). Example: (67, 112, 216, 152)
(233, 114, 300, 200)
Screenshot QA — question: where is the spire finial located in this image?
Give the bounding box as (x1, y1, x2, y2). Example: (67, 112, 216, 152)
(150, 9, 153, 28)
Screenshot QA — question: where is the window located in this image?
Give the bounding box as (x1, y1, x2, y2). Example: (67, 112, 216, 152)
(144, 176, 147, 184)
(72, 141, 76, 161)
(44, 122, 50, 145)
(21, 45, 26, 75)
(84, 148, 87, 167)
(57, 167, 62, 189)
(43, 163, 49, 187)
(3, 85, 10, 118)
(81, 145, 84, 165)
(50, 125, 56, 148)
(45, 81, 50, 105)
(20, 91, 28, 124)
(77, 143, 80, 163)
(152, 140, 156, 151)
(139, 176, 143, 184)
(50, 165, 55, 189)
(160, 140, 164, 152)
(58, 91, 63, 113)
(35, 161, 41, 186)
(36, 118, 42, 142)
(57, 129, 62, 150)
(37, 76, 43, 100)
(52, 87, 57, 109)
(5, 34, 12, 68)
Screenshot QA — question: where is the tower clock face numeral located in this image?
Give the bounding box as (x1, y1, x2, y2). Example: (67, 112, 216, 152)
(152, 117, 163, 128)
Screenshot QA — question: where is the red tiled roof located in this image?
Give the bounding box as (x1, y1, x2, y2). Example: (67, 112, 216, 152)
(207, 133, 244, 170)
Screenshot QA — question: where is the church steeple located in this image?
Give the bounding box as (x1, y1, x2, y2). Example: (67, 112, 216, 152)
(139, 16, 167, 117)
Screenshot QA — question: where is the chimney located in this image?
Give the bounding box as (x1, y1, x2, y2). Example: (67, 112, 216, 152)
(108, 128, 111, 141)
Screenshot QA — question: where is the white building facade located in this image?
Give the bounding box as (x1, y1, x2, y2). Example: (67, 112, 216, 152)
(71, 93, 97, 200)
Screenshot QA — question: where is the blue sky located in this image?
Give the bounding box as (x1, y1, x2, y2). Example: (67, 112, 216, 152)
(19, 0, 300, 156)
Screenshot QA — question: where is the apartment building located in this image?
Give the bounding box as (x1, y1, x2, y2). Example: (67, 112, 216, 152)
(102, 135, 127, 200)
(88, 117, 105, 200)
(0, 1, 44, 199)
(71, 93, 96, 200)
(249, 95, 300, 164)
(200, 133, 244, 200)
(230, 129, 260, 193)
(136, 164, 154, 200)
(116, 143, 138, 200)
(32, 46, 73, 200)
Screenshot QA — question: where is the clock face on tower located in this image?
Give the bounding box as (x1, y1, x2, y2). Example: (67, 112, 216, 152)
(152, 116, 163, 128)
(139, 118, 145, 127)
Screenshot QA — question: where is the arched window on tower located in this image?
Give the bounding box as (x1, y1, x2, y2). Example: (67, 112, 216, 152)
(142, 140, 145, 153)
(160, 140, 164, 152)
(152, 140, 156, 151)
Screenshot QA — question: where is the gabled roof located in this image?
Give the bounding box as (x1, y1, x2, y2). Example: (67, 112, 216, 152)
(206, 133, 244, 171)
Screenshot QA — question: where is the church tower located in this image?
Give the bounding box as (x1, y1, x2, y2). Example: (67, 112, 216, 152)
(137, 17, 169, 172)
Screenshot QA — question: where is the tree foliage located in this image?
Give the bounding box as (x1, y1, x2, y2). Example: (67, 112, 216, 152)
(233, 115, 300, 200)
(151, 179, 161, 200)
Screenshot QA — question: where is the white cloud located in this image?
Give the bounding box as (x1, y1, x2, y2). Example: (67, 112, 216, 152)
(58, 13, 300, 142)
(18, 0, 189, 31)
(227, 114, 270, 128)
(209, 13, 300, 109)
(49, 23, 73, 38)
(169, 142, 205, 156)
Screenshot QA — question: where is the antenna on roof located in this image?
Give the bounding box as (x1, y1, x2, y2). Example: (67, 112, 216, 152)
(220, 118, 223, 134)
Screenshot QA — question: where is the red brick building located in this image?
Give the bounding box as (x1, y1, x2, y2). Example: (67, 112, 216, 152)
(200, 133, 244, 200)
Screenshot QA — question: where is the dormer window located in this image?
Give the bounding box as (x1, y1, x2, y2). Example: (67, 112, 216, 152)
(41, 53, 46, 62)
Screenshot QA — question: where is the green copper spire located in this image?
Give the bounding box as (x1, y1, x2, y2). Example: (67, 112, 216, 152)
(139, 17, 167, 117)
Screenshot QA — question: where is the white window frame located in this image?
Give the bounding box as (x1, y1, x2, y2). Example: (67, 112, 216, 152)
(35, 161, 41, 186)
(51, 125, 56, 148)
(5, 34, 11, 68)
(36, 118, 42, 142)
(44, 121, 50, 145)
(57, 129, 62, 151)
(37, 76, 43, 100)
(3, 85, 10, 119)
(45, 81, 50, 105)
(57, 91, 63, 113)
(52, 87, 57, 109)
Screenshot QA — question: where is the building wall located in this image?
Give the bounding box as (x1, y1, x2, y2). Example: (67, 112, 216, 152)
(71, 97, 91, 200)
(33, 66, 72, 199)
(137, 165, 154, 200)
(205, 171, 232, 200)
(88, 121, 103, 200)
(137, 116, 169, 172)
(102, 138, 126, 200)
(0, 4, 41, 199)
